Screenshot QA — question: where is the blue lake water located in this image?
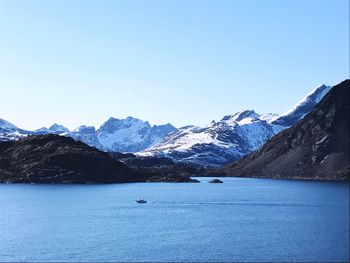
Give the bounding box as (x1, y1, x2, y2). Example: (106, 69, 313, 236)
(0, 177, 349, 262)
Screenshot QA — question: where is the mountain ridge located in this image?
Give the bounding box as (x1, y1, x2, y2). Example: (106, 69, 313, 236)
(215, 79, 349, 180)
(0, 116, 177, 153)
(1, 82, 333, 166)
(140, 83, 332, 166)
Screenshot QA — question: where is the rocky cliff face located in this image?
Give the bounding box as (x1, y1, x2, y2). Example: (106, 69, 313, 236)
(218, 80, 349, 180)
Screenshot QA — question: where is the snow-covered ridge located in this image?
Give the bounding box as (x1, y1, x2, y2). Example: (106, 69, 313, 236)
(140, 84, 332, 166)
(34, 123, 70, 135)
(0, 116, 177, 152)
(0, 118, 29, 141)
(270, 84, 331, 127)
(0, 118, 18, 130)
(96, 116, 177, 152)
(284, 84, 331, 116)
(139, 110, 277, 165)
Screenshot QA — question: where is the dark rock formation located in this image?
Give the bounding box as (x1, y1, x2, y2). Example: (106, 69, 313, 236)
(0, 134, 202, 184)
(216, 79, 349, 180)
(146, 175, 200, 183)
(0, 134, 146, 183)
(208, 179, 223, 183)
(109, 152, 205, 178)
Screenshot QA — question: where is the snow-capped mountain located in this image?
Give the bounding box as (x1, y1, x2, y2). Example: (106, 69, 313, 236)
(0, 116, 176, 152)
(271, 84, 331, 127)
(0, 118, 17, 130)
(96, 117, 177, 152)
(140, 110, 276, 166)
(69, 125, 105, 150)
(0, 118, 29, 141)
(48, 123, 70, 134)
(34, 123, 70, 135)
(140, 84, 332, 166)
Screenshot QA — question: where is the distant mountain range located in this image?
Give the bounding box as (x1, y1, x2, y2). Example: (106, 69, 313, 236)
(140, 84, 332, 166)
(215, 79, 349, 180)
(0, 117, 177, 153)
(96, 117, 176, 152)
(0, 83, 332, 166)
(1, 80, 348, 182)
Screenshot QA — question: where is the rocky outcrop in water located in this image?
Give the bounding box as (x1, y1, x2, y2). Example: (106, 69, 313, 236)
(208, 179, 223, 183)
(146, 175, 200, 183)
(109, 152, 205, 178)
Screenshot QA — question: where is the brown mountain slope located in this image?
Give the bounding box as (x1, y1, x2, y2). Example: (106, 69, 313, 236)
(218, 79, 349, 180)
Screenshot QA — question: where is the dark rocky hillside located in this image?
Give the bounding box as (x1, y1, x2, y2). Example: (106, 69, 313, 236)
(0, 135, 147, 183)
(0, 134, 200, 183)
(109, 152, 205, 178)
(215, 79, 349, 180)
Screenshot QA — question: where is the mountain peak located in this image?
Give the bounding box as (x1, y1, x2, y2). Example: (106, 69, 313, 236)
(259, 113, 279, 122)
(220, 110, 260, 125)
(49, 123, 70, 133)
(97, 116, 176, 152)
(284, 84, 331, 115)
(271, 84, 332, 127)
(73, 125, 96, 133)
(0, 118, 18, 130)
(233, 110, 259, 122)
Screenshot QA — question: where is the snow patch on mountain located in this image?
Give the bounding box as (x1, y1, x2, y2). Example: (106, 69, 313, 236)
(48, 123, 70, 134)
(259, 113, 279, 122)
(34, 123, 70, 135)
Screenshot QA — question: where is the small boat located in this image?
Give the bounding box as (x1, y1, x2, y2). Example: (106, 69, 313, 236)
(135, 199, 147, 204)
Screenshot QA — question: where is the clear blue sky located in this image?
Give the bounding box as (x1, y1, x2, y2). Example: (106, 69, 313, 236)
(0, 0, 349, 130)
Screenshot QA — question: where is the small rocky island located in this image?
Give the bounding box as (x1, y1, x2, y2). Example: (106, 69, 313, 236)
(147, 175, 200, 183)
(208, 179, 223, 183)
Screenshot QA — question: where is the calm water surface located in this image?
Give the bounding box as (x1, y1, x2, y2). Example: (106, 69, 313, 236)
(0, 177, 349, 262)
